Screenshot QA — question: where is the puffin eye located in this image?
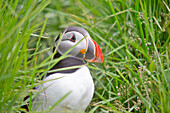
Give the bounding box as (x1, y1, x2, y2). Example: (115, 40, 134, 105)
(70, 34, 76, 42)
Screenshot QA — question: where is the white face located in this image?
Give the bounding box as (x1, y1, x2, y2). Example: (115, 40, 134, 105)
(56, 31, 88, 59)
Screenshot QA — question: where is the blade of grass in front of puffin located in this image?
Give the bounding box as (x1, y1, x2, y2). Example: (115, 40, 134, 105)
(45, 91, 72, 112)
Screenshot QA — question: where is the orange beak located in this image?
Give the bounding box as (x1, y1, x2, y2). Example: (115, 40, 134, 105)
(84, 38, 103, 63)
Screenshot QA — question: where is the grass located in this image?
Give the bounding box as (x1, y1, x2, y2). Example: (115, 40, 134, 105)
(0, 0, 169, 113)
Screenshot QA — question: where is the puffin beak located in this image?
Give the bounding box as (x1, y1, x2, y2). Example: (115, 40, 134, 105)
(84, 38, 103, 63)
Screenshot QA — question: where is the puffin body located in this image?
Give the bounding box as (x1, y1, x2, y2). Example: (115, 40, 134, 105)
(33, 26, 103, 113)
(35, 66, 94, 112)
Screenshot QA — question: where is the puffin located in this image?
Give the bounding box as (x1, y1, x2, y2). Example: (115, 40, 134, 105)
(32, 26, 103, 113)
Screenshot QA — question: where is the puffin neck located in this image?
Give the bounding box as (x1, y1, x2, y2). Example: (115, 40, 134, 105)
(45, 52, 86, 77)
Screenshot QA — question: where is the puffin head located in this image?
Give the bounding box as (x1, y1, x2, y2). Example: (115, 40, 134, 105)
(54, 26, 103, 63)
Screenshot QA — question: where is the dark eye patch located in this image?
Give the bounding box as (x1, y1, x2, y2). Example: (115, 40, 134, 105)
(70, 34, 76, 42)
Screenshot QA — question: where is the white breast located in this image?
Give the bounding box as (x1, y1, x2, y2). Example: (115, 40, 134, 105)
(33, 66, 94, 113)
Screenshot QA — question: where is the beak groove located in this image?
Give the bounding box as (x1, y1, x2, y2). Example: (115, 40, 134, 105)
(91, 39, 103, 63)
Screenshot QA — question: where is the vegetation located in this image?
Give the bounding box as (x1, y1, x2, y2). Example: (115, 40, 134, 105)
(0, 0, 169, 112)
